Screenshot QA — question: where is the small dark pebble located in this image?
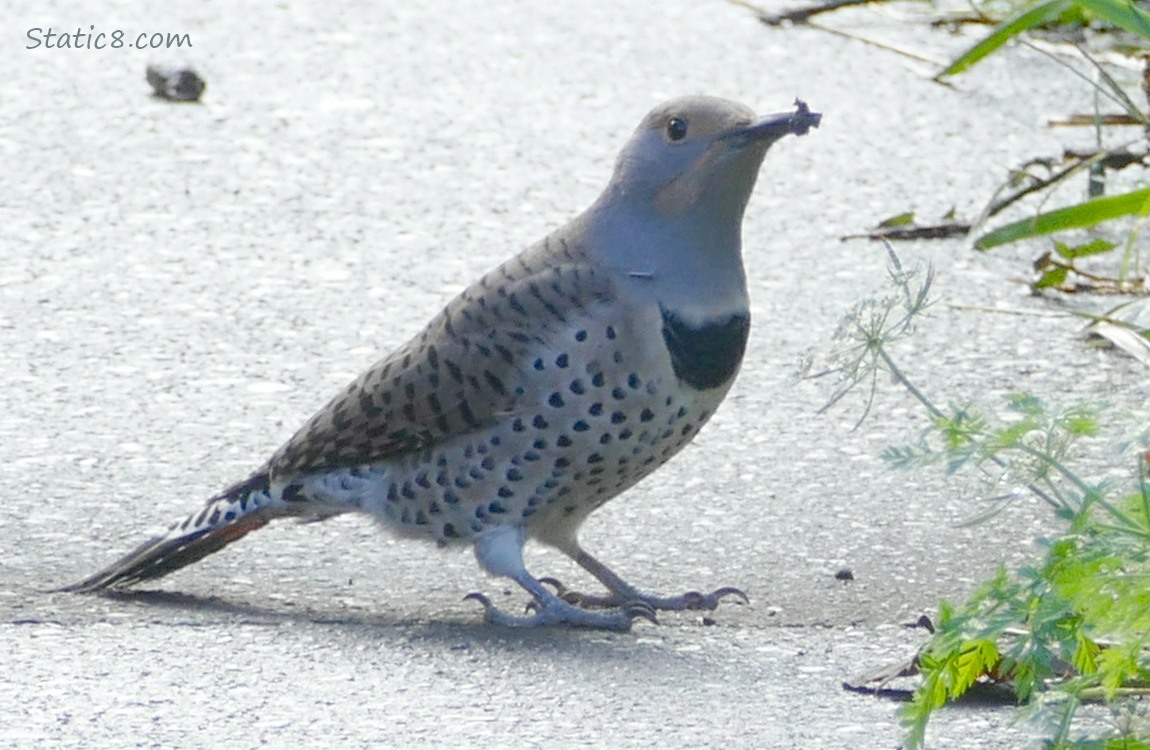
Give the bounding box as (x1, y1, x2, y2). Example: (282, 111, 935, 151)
(834, 568, 854, 581)
(702, 616, 717, 626)
(146, 64, 206, 102)
(904, 614, 935, 633)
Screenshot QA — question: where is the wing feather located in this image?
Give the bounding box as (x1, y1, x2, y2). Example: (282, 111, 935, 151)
(268, 245, 620, 477)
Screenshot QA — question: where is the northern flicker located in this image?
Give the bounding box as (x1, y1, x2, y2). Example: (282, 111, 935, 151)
(62, 96, 821, 630)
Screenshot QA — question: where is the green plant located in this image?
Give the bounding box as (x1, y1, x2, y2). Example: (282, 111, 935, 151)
(939, 0, 1150, 80)
(808, 247, 1150, 748)
(751, 0, 1150, 289)
(942, 0, 1150, 287)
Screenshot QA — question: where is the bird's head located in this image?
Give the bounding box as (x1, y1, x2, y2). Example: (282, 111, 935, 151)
(608, 95, 820, 224)
(577, 95, 820, 318)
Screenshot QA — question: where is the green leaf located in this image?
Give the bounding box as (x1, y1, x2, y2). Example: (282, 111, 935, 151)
(1035, 266, 1069, 289)
(936, 599, 956, 628)
(954, 640, 1001, 695)
(938, 0, 1074, 78)
(879, 211, 916, 228)
(1103, 739, 1150, 750)
(1073, 0, 1150, 39)
(1007, 393, 1043, 414)
(1054, 239, 1117, 259)
(976, 187, 1150, 250)
(1062, 413, 1099, 436)
(1011, 655, 1039, 702)
(1073, 630, 1101, 675)
(1097, 640, 1143, 697)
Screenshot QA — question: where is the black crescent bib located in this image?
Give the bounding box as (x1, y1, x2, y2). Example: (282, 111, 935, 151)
(659, 306, 751, 390)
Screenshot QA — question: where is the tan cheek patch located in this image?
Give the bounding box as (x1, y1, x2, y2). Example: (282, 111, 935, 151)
(654, 144, 722, 217)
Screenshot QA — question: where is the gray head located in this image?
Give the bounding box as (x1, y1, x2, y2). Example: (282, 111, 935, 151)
(584, 95, 820, 315)
(612, 96, 800, 221)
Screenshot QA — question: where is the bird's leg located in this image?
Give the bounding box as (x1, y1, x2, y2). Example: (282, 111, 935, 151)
(542, 545, 749, 612)
(467, 526, 656, 631)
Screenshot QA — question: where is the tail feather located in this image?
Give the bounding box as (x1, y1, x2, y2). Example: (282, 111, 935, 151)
(59, 473, 284, 593)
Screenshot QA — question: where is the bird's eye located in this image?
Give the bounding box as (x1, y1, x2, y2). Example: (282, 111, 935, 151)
(666, 117, 688, 142)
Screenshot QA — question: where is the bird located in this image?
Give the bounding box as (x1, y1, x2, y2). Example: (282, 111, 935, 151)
(61, 95, 821, 631)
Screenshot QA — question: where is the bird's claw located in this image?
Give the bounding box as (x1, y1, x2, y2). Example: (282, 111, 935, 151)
(534, 579, 749, 612)
(465, 590, 656, 631)
(621, 599, 659, 625)
(678, 586, 750, 610)
(538, 576, 581, 604)
(464, 591, 496, 612)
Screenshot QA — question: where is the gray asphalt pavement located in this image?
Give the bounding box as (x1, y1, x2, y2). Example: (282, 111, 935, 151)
(3, 1, 1148, 748)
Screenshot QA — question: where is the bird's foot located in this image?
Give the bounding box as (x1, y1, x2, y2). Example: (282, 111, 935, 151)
(465, 591, 656, 632)
(539, 577, 749, 612)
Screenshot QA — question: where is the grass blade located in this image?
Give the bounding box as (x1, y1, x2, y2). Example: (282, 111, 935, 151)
(938, 0, 1073, 78)
(975, 187, 1150, 249)
(1072, 0, 1150, 39)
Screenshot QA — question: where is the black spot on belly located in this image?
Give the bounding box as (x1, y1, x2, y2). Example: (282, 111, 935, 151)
(660, 306, 750, 390)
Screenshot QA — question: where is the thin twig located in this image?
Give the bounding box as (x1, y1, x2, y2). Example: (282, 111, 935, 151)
(842, 223, 971, 241)
(724, 0, 950, 71)
(751, 0, 880, 26)
(983, 154, 1106, 221)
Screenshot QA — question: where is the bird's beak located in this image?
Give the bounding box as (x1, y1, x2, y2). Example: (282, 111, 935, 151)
(728, 99, 822, 147)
